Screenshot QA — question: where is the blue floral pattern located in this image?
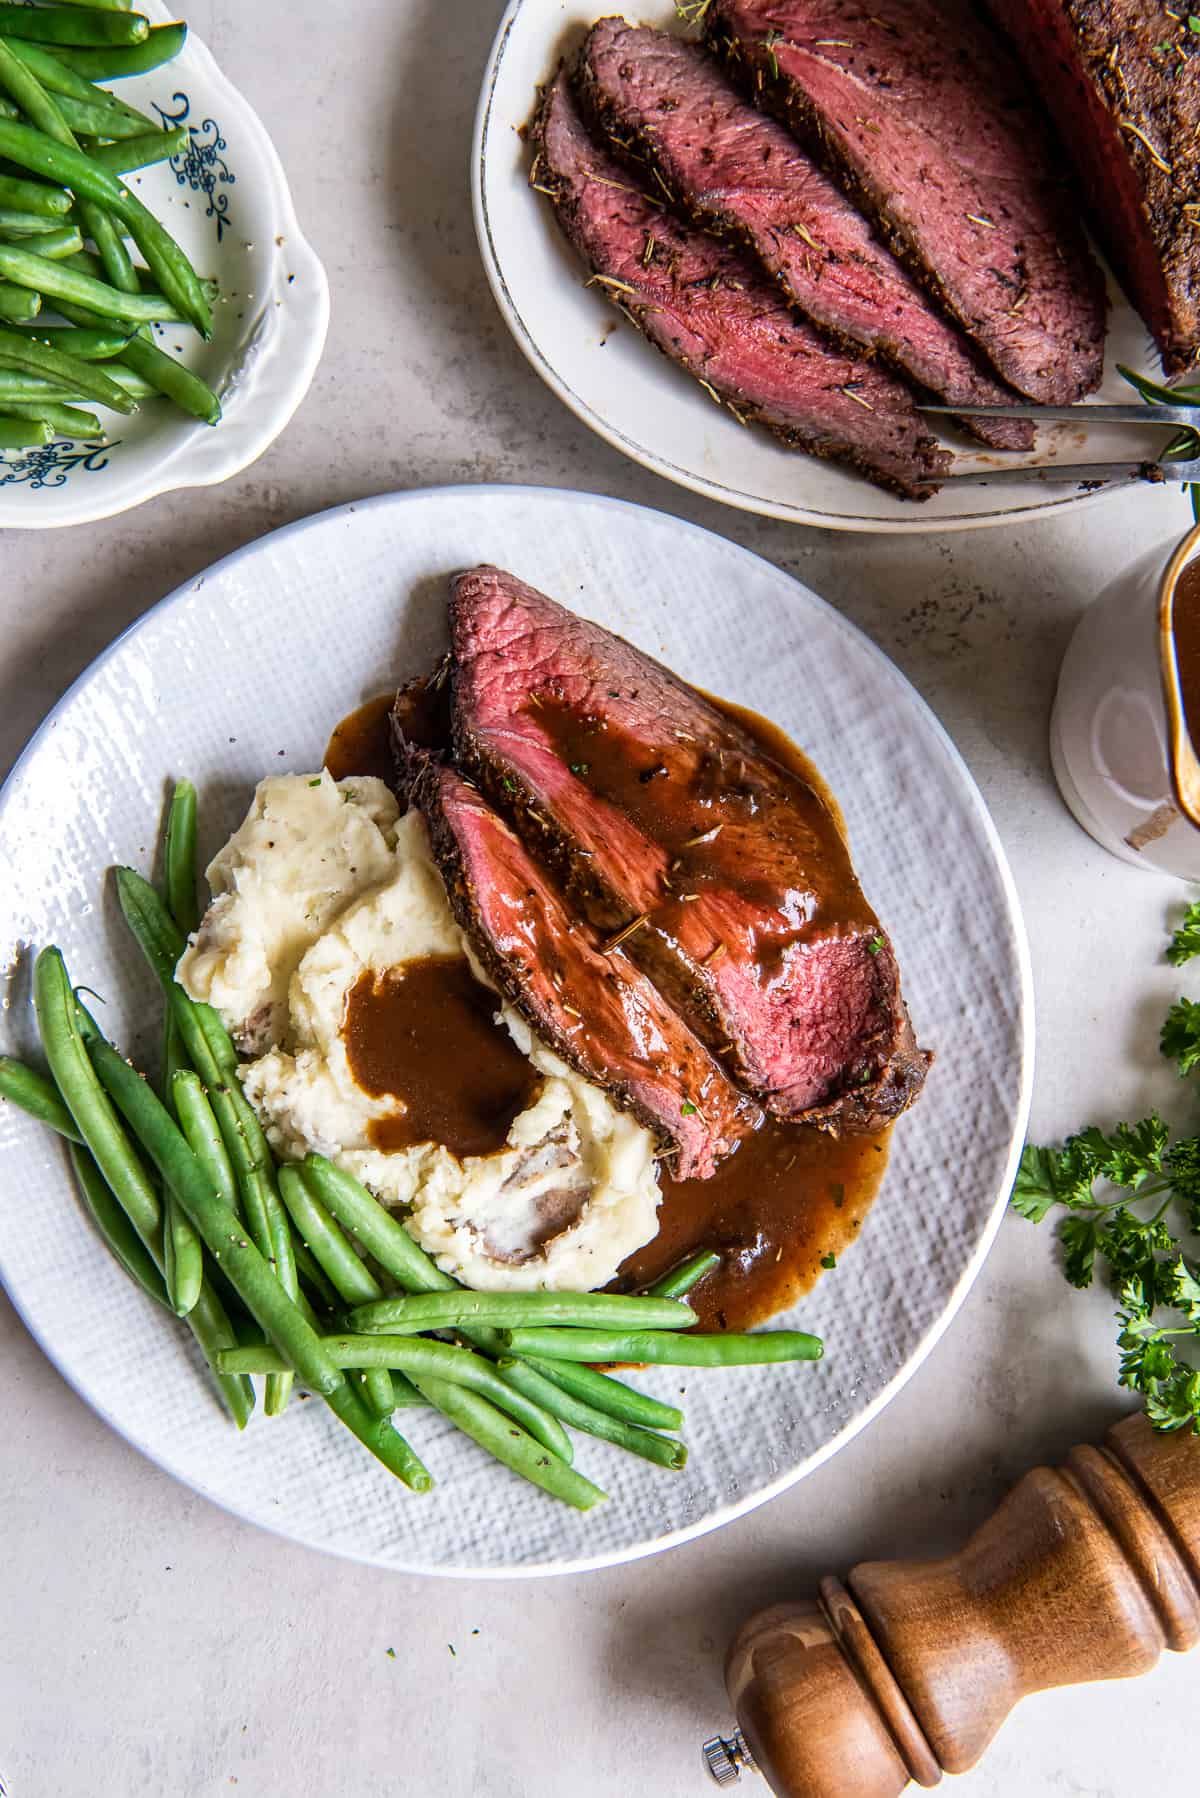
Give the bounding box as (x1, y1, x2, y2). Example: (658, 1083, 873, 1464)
(151, 91, 235, 242)
(0, 442, 118, 489)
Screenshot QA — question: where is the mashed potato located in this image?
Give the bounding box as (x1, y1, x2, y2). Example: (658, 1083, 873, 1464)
(178, 772, 662, 1290)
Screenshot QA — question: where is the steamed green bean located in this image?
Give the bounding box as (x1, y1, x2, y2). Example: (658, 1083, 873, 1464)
(0, 321, 134, 408)
(41, 22, 186, 79)
(347, 1291, 696, 1335)
(409, 1374, 604, 1510)
(0, 9, 150, 49)
(0, 171, 70, 214)
(0, 1054, 84, 1141)
(495, 1356, 686, 1470)
(3, 398, 102, 434)
(86, 1029, 431, 1490)
(502, 1328, 826, 1366)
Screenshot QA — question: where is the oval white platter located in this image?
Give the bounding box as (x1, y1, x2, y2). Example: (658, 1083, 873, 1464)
(0, 0, 329, 528)
(475, 0, 1170, 534)
(0, 486, 1032, 1575)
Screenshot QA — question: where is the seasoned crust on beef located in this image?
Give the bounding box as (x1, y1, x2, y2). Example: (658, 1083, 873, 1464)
(987, 0, 1200, 373)
(707, 0, 1107, 404)
(575, 18, 1033, 453)
(530, 66, 949, 500)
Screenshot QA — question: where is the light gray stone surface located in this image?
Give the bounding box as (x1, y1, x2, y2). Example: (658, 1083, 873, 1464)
(1, 4, 1197, 1793)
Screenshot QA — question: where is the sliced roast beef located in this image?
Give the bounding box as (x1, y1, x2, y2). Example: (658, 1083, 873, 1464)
(577, 18, 1032, 452)
(449, 565, 930, 1130)
(707, 0, 1107, 404)
(531, 68, 948, 500)
(407, 756, 760, 1180)
(987, 0, 1200, 373)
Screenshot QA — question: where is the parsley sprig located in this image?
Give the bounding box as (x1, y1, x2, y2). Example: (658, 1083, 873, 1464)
(1012, 906, 1200, 1433)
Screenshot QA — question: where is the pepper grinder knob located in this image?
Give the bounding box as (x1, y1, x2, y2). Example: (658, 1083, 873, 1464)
(704, 1411, 1200, 1797)
(702, 1728, 757, 1786)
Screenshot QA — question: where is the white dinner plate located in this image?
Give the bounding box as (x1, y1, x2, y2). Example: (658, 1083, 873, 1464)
(0, 486, 1032, 1575)
(474, 0, 1170, 533)
(0, 0, 329, 529)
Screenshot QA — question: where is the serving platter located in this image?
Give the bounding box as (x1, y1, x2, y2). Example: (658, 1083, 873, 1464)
(0, 0, 329, 529)
(0, 485, 1032, 1575)
(474, 0, 1170, 534)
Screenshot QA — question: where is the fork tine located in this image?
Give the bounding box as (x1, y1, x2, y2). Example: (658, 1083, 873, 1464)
(943, 459, 1191, 485)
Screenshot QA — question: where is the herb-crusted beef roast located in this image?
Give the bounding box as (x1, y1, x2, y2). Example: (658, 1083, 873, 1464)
(531, 68, 948, 500)
(449, 565, 930, 1130)
(406, 757, 760, 1180)
(577, 18, 1032, 452)
(707, 0, 1108, 404)
(987, 0, 1200, 373)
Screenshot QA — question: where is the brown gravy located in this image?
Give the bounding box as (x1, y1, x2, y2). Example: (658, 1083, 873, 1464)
(344, 957, 539, 1159)
(1173, 558, 1200, 745)
(325, 693, 397, 785)
(324, 693, 891, 1331)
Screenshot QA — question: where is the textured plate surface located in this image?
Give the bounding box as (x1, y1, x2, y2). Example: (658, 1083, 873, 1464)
(475, 0, 1169, 534)
(0, 486, 1032, 1574)
(0, 0, 329, 528)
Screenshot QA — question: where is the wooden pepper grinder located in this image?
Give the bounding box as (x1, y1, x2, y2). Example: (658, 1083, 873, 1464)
(703, 1411, 1200, 1795)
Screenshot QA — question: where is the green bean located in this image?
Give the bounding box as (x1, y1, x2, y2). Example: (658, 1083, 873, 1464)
(42, 0, 136, 13)
(521, 1354, 683, 1433)
(0, 1054, 84, 1141)
(496, 1356, 686, 1469)
(118, 335, 220, 425)
(97, 360, 153, 396)
(276, 1167, 395, 1421)
(54, 88, 151, 138)
(503, 1327, 825, 1366)
(8, 223, 82, 258)
(171, 1072, 237, 1212)
(412, 1375, 604, 1510)
(0, 117, 210, 334)
(4, 36, 147, 122)
(0, 320, 132, 407)
(22, 323, 131, 357)
(34, 949, 162, 1251)
(0, 170, 70, 214)
(0, 239, 171, 320)
(87, 126, 187, 176)
(40, 22, 185, 79)
(277, 1166, 383, 1308)
(644, 1251, 722, 1300)
(33, 946, 252, 1427)
(0, 375, 76, 402)
(290, 1237, 341, 1314)
(0, 10, 150, 49)
(162, 1191, 202, 1315)
(86, 1029, 431, 1490)
(348, 1290, 696, 1335)
(0, 281, 37, 320)
(301, 1155, 462, 1296)
(0, 411, 49, 444)
(163, 778, 198, 934)
(219, 1333, 574, 1463)
(114, 866, 299, 1414)
(69, 1141, 171, 1312)
(0, 207, 61, 232)
(298, 1153, 685, 1458)
(3, 398, 102, 434)
(0, 38, 142, 315)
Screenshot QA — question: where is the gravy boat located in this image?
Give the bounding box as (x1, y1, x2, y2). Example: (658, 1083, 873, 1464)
(1051, 518, 1200, 878)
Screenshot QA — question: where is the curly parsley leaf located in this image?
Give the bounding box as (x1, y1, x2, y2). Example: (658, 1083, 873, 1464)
(1010, 1145, 1071, 1222)
(1167, 899, 1200, 966)
(1162, 997, 1200, 1076)
(1060, 1215, 1098, 1288)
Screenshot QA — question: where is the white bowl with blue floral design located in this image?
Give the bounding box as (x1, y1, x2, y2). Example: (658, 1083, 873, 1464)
(0, 0, 329, 528)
